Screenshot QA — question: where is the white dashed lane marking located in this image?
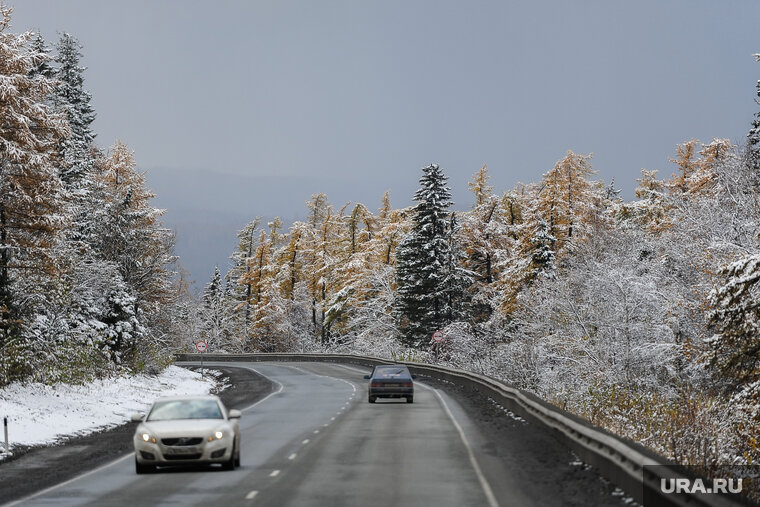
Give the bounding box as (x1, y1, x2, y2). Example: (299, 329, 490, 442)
(246, 490, 258, 500)
(269, 470, 280, 478)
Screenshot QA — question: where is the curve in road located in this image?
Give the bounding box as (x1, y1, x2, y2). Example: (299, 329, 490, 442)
(10, 362, 630, 507)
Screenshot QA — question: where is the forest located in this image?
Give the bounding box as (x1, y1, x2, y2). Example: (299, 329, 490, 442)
(200, 83, 760, 474)
(0, 6, 193, 386)
(1, 4, 759, 476)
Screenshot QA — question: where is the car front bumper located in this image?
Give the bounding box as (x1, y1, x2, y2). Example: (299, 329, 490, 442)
(133, 436, 234, 466)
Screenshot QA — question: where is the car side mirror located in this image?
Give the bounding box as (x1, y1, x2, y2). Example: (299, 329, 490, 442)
(130, 413, 144, 423)
(411, 375, 417, 379)
(363, 375, 371, 380)
(228, 409, 242, 419)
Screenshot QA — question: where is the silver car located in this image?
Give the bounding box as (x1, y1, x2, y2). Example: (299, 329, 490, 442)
(131, 395, 241, 473)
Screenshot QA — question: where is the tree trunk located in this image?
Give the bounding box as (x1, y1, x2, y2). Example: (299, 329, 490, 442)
(0, 201, 9, 347)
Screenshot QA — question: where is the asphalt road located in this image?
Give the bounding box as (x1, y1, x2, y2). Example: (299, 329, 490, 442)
(8, 362, 631, 507)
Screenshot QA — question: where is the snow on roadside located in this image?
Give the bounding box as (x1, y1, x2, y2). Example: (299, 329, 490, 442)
(0, 366, 215, 456)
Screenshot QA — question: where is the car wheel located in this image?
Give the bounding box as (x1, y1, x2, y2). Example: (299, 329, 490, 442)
(234, 448, 241, 468)
(135, 457, 154, 474)
(406, 396, 414, 404)
(222, 442, 236, 471)
(368, 395, 376, 403)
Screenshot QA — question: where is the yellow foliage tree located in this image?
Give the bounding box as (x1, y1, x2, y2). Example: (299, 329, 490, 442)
(533, 150, 600, 249)
(0, 6, 68, 342)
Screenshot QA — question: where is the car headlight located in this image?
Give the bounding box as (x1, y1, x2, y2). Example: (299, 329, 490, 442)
(209, 431, 224, 441)
(141, 433, 157, 443)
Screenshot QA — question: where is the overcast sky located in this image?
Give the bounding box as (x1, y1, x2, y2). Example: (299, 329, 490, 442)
(9, 0, 760, 285)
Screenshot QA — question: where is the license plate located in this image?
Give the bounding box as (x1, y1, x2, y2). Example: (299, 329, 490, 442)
(165, 446, 199, 455)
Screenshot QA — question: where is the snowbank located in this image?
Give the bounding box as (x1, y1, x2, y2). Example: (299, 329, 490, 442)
(0, 366, 215, 455)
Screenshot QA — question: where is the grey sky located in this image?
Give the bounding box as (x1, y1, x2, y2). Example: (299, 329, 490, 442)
(9, 0, 760, 285)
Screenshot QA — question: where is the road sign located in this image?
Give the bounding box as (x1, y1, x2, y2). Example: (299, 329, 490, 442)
(432, 330, 444, 342)
(195, 340, 208, 353)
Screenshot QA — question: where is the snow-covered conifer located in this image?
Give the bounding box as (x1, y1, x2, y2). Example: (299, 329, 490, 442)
(29, 32, 54, 80)
(707, 253, 760, 389)
(54, 33, 96, 187)
(200, 267, 229, 349)
(443, 213, 473, 322)
(528, 219, 556, 281)
(747, 54, 760, 183)
(395, 163, 469, 347)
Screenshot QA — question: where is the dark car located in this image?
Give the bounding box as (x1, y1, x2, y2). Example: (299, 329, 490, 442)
(364, 365, 416, 403)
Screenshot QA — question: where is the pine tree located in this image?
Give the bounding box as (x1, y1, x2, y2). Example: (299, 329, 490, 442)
(747, 54, 760, 183)
(29, 33, 54, 80)
(54, 33, 96, 187)
(707, 253, 760, 389)
(201, 267, 227, 348)
(443, 213, 473, 322)
(395, 163, 470, 347)
(528, 219, 556, 281)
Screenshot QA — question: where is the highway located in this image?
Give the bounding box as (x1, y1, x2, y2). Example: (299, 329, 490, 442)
(10, 362, 629, 507)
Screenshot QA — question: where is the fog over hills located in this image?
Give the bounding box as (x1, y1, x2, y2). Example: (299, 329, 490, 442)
(145, 168, 300, 290)
(144, 167, 421, 291)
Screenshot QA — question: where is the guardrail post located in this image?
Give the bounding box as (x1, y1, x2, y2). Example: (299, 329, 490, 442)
(3, 417, 8, 453)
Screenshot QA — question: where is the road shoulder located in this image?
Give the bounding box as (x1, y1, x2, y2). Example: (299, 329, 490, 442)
(0, 365, 274, 506)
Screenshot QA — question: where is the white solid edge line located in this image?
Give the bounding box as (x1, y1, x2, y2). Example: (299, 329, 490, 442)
(238, 366, 284, 412)
(5, 363, 284, 507)
(427, 386, 500, 507)
(4, 451, 133, 507)
(332, 363, 498, 506)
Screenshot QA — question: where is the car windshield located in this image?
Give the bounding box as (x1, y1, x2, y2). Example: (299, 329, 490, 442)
(147, 400, 223, 421)
(373, 367, 410, 379)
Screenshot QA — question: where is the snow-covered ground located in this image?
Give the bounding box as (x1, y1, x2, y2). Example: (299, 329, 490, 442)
(0, 366, 215, 458)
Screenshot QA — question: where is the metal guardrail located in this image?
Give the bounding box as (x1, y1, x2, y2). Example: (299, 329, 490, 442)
(175, 352, 746, 507)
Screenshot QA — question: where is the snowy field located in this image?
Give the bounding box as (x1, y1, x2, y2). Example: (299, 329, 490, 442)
(0, 366, 215, 458)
